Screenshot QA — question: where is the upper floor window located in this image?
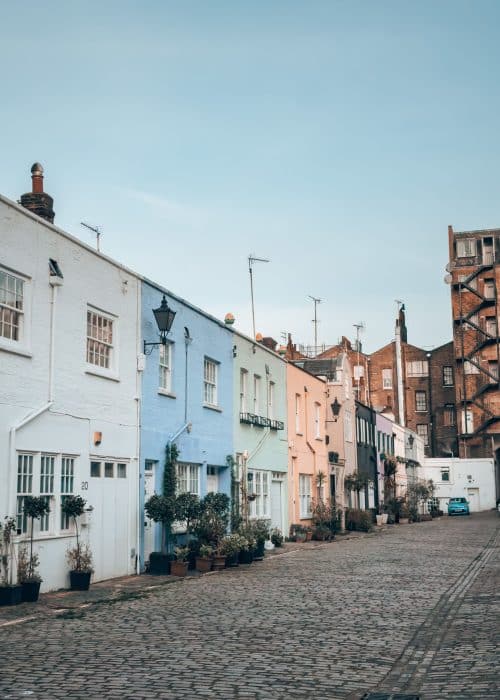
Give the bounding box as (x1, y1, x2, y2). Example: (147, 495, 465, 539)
(159, 343, 172, 393)
(299, 474, 312, 518)
(443, 366, 454, 386)
(253, 374, 261, 415)
(382, 368, 392, 389)
(344, 410, 353, 443)
(415, 391, 427, 412)
(248, 470, 270, 519)
(416, 423, 429, 446)
(295, 394, 301, 434)
(464, 359, 480, 375)
(407, 360, 428, 377)
(314, 402, 321, 439)
(353, 364, 364, 380)
(0, 269, 24, 342)
(87, 308, 113, 369)
(484, 279, 495, 300)
(268, 381, 275, 419)
(456, 238, 476, 258)
(240, 369, 248, 413)
(443, 404, 456, 427)
(203, 358, 218, 406)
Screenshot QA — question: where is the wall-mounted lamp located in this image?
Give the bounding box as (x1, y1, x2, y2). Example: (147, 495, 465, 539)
(143, 295, 176, 355)
(330, 398, 341, 422)
(233, 345, 237, 358)
(408, 434, 415, 447)
(93, 431, 102, 446)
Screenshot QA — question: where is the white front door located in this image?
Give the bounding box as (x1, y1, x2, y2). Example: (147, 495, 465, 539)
(271, 480, 283, 531)
(144, 465, 156, 564)
(467, 487, 480, 512)
(207, 466, 219, 493)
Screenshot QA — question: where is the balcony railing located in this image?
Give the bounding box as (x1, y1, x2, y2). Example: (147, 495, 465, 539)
(239, 412, 284, 430)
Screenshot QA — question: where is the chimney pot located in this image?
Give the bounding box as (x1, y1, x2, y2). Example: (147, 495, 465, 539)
(20, 162, 55, 223)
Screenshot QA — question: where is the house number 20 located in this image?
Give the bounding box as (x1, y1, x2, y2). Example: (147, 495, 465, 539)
(81, 481, 89, 490)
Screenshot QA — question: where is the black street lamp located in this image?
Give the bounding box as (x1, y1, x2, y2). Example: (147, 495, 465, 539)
(144, 295, 176, 354)
(408, 434, 415, 448)
(331, 398, 341, 422)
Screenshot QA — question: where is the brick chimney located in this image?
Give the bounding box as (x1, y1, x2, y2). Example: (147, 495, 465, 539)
(20, 163, 55, 223)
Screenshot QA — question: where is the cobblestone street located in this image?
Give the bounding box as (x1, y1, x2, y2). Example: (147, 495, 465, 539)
(1, 513, 498, 700)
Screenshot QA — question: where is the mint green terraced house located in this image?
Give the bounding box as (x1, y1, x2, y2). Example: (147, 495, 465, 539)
(232, 333, 288, 534)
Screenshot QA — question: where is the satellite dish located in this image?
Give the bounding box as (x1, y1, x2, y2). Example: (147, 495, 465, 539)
(444, 274, 453, 285)
(445, 263, 451, 272)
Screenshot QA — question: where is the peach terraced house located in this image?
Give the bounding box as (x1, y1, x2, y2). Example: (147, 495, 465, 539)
(287, 363, 329, 529)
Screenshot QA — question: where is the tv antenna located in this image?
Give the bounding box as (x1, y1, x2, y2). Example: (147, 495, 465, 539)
(307, 295, 322, 354)
(248, 254, 270, 339)
(81, 222, 102, 252)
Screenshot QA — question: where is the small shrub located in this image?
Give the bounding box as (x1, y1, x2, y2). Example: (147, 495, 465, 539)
(270, 528, 283, 547)
(66, 543, 93, 573)
(345, 509, 372, 532)
(174, 546, 189, 562)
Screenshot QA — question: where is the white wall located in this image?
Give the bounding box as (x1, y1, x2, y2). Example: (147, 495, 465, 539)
(0, 195, 140, 591)
(421, 458, 496, 512)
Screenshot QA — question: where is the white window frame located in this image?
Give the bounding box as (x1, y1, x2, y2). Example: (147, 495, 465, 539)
(295, 394, 301, 434)
(17, 453, 34, 534)
(39, 454, 55, 532)
(314, 402, 321, 439)
(416, 423, 429, 446)
(456, 238, 476, 258)
(0, 265, 32, 356)
(382, 368, 392, 389)
(249, 470, 270, 518)
(253, 374, 261, 415)
(86, 306, 117, 377)
(60, 457, 75, 530)
(353, 364, 364, 380)
(268, 381, 275, 420)
(415, 390, 427, 412)
(159, 342, 173, 394)
(406, 360, 429, 377)
(203, 357, 218, 407)
(484, 279, 495, 300)
(176, 462, 200, 495)
(299, 474, 312, 519)
(344, 410, 353, 443)
(443, 366, 454, 386)
(461, 409, 474, 434)
(240, 369, 248, 413)
(0, 267, 25, 344)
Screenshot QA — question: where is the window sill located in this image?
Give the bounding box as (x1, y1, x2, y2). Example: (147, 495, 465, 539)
(85, 367, 120, 382)
(203, 403, 222, 413)
(295, 431, 303, 436)
(315, 437, 323, 442)
(415, 410, 428, 413)
(0, 341, 32, 359)
(158, 389, 176, 399)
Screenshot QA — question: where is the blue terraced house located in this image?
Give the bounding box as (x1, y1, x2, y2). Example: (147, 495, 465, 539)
(139, 279, 234, 570)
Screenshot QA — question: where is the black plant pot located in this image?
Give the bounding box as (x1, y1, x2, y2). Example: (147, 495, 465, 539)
(21, 580, 41, 602)
(149, 552, 174, 575)
(69, 570, 92, 591)
(253, 541, 265, 560)
(239, 549, 254, 565)
(0, 585, 23, 606)
(226, 553, 239, 567)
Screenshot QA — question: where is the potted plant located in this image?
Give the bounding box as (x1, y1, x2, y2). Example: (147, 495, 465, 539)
(192, 492, 230, 569)
(19, 495, 50, 602)
(237, 526, 256, 564)
(399, 504, 410, 524)
(170, 546, 189, 576)
(270, 528, 283, 547)
(0, 517, 22, 606)
(61, 495, 94, 590)
(251, 519, 270, 560)
(220, 534, 244, 567)
(290, 524, 307, 543)
(195, 543, 213, 573)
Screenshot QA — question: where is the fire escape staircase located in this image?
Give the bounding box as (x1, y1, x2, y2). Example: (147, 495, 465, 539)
(454, 259, 500, 438)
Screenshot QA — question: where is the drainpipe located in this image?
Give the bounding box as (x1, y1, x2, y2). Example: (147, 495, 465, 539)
(48, 274, 63, 401)
(135, 281, 142, 574)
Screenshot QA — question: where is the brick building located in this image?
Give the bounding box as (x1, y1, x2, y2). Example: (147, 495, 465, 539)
(447, 225, 500, 460)
(293, 308, 457, 457)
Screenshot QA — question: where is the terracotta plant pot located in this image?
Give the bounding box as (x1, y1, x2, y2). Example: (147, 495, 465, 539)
(212, 555, 226, 571)
(21, 580, 41, 602)
(70, 571, 92, 591)
(295, 532, 307, 543)
(195, 557, 212, 573)
(305, 531, 313, 542)
(170, 561, 189, 577)
(0, 585, 22, 607)
(399, 517, 409, 525)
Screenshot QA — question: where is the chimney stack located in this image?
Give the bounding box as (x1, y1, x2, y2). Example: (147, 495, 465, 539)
(20, 163, 55, 223)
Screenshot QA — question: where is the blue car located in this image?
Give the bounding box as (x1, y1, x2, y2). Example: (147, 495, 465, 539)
(448, 497, 470, 516)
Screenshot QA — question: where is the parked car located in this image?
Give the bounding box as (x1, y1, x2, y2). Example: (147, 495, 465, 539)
(448, 497, 470, 516)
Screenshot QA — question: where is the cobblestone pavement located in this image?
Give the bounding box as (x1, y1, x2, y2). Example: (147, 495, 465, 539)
(0, 513, 498, 700)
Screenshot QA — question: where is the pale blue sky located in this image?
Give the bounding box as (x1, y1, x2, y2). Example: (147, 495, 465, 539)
(1, 1, 499, 352)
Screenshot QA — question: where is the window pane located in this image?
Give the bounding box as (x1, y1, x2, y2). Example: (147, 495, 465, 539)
(104, 462, 114, 478)
(87, 309, 113, 369)
(91, 461, 101, 477)
(117, 463, 127, 478)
